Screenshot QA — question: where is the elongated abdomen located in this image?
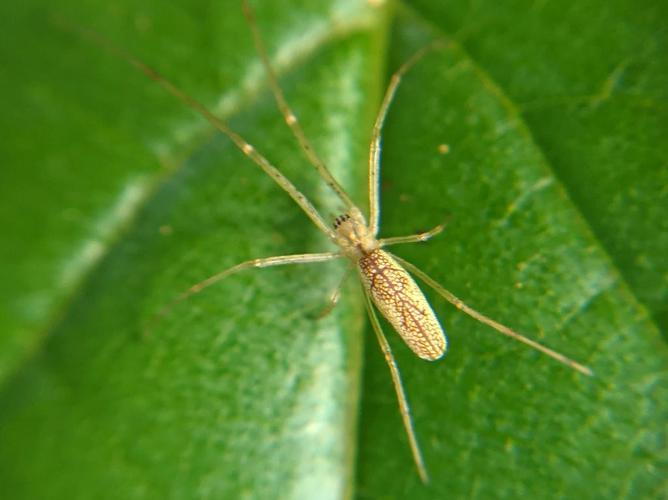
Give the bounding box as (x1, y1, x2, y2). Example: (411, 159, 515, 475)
(358, 249, 447, 361)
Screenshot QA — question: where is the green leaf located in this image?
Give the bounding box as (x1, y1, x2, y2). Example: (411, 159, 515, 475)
(0, 1, 665, 499)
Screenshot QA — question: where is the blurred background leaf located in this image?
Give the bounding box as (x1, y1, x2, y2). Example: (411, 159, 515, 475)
(0, 0, 665, 499)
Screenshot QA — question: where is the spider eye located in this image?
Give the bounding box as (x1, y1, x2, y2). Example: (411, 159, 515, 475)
(333, 213, 351, 228)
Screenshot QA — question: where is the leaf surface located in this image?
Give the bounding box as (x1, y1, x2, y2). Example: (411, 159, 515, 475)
(0, 1, 665, 499)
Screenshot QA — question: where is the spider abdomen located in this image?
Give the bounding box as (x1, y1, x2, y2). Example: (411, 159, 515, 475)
(358, 249, 447, 361)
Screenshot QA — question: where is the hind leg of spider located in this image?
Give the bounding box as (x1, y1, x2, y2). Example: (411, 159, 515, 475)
(393, 255, 594, 376)
(145, 251, 342, 335)
(364, 291, 430, 484)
